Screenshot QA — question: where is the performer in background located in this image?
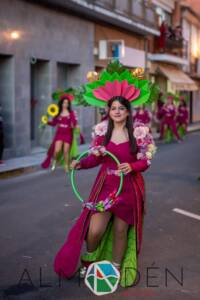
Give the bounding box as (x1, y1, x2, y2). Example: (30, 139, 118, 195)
(132, 105, 152, 128)
(41, 94, 79, 172)
(176, 96, 189, 138)
(159, 94, 181, 141)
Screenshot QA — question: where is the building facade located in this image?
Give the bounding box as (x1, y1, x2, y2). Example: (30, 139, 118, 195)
(181, 2, 200, 122)
(1, 0, 161, 158)
(0, 0, 94, 158)
(148, 0, 200, 123)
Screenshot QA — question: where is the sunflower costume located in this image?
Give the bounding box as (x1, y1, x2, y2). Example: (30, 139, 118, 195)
(41, 93, 80, 170)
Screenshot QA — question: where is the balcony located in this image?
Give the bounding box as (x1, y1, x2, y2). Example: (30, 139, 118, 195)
(149, 22, 189, 66)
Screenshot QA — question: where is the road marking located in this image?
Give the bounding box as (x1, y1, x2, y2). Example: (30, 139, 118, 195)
(22, 256, 32, 259)
(173, 208, 200, 221)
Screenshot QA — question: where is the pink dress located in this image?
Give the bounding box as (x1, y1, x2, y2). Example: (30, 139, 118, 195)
(133, 109, 152, 127)
(41, 111, 77, 169)
(47, 112, 77, 144)
(176, 105, 189, 126)
(53, 123, 156, 279)
(80, 140, 145, 225)
(159, 103, 181, 140)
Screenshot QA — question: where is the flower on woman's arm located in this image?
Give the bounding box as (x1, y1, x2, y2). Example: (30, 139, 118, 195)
(94, 120, 108, 136)
(90, 120, 108, 147)
(133, 125, 149, 140)
(89, 145, 106, 156)
(134, 123, 156, 164)
(148, 143, 157, 154)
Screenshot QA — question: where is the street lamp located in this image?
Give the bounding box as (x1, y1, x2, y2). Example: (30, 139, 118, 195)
(10, 31, 20, 40)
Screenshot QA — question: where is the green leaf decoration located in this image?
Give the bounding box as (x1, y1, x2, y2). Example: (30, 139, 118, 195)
(106, 60, 126, 74)
(51, 85, 91, 107)
(52, 87, 74, 102)
(148, 83, 160, 104)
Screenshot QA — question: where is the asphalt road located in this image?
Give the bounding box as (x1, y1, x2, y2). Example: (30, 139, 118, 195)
(0, 131, 200, 300)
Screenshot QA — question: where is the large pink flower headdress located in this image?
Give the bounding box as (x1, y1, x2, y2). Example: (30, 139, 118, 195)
(83, 62, 152, 107)
(93, 80, 140, 103)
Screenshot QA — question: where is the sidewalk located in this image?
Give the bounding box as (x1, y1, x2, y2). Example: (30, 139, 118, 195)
(0, 122, 200, 178)
(0, 144, 89, 178)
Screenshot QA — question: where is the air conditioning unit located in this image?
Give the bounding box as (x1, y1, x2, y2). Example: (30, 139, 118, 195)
(98, 40, 125, 60)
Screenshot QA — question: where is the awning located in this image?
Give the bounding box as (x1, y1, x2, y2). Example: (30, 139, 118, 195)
(156, 64, 198, 91)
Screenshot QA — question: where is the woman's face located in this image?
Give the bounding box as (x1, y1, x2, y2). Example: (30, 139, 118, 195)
(109, 100, 129, 123)
(167, 97, 173, 104)
(62, 99, 69, 109)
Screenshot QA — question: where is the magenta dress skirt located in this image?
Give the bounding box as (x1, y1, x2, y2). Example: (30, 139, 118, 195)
(82, 141, 138, 226)
(53, 116, 73, 144)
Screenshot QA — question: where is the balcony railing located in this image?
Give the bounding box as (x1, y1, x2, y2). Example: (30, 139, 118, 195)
(156, 22, 189, 60)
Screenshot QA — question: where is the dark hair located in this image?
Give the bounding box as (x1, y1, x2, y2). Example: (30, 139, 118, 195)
(58, 98, 71, 115)
(180, 100, 187, 107)
(103, 96, 137, 154)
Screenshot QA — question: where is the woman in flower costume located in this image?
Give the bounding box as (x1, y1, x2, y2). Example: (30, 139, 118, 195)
(41, 94, 79, 171)
(54, 65, 156, 287)
(159, 94, 181, 142)
(176, 96, 189, 138)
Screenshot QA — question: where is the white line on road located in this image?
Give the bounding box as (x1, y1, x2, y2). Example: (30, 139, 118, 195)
(173, 208, 200, 221)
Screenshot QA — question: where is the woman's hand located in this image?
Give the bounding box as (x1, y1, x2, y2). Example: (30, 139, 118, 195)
(118, 163, 132, 175)
(70, 160, 81, 170)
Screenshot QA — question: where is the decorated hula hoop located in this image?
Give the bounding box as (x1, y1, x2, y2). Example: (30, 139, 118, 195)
(71, 150, 124, 210)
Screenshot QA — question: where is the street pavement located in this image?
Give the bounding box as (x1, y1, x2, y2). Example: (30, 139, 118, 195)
(0, 131, 200, 300)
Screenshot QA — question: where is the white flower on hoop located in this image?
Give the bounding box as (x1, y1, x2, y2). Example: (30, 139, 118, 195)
(134, 125, 149, 140)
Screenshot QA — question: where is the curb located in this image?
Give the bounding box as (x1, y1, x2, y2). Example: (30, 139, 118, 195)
(0, 144, 89, 179)
(0, 166, 39, 179)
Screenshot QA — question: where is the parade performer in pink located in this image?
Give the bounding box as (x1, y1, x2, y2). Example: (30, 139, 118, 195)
(53, 63, 156, 287)
(176, 96, 189, 136)
(159, 94, 181, 141)
(41, 94, 79, 171)
(133, 105, 152, 127)
(155, 93, 164, 123)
